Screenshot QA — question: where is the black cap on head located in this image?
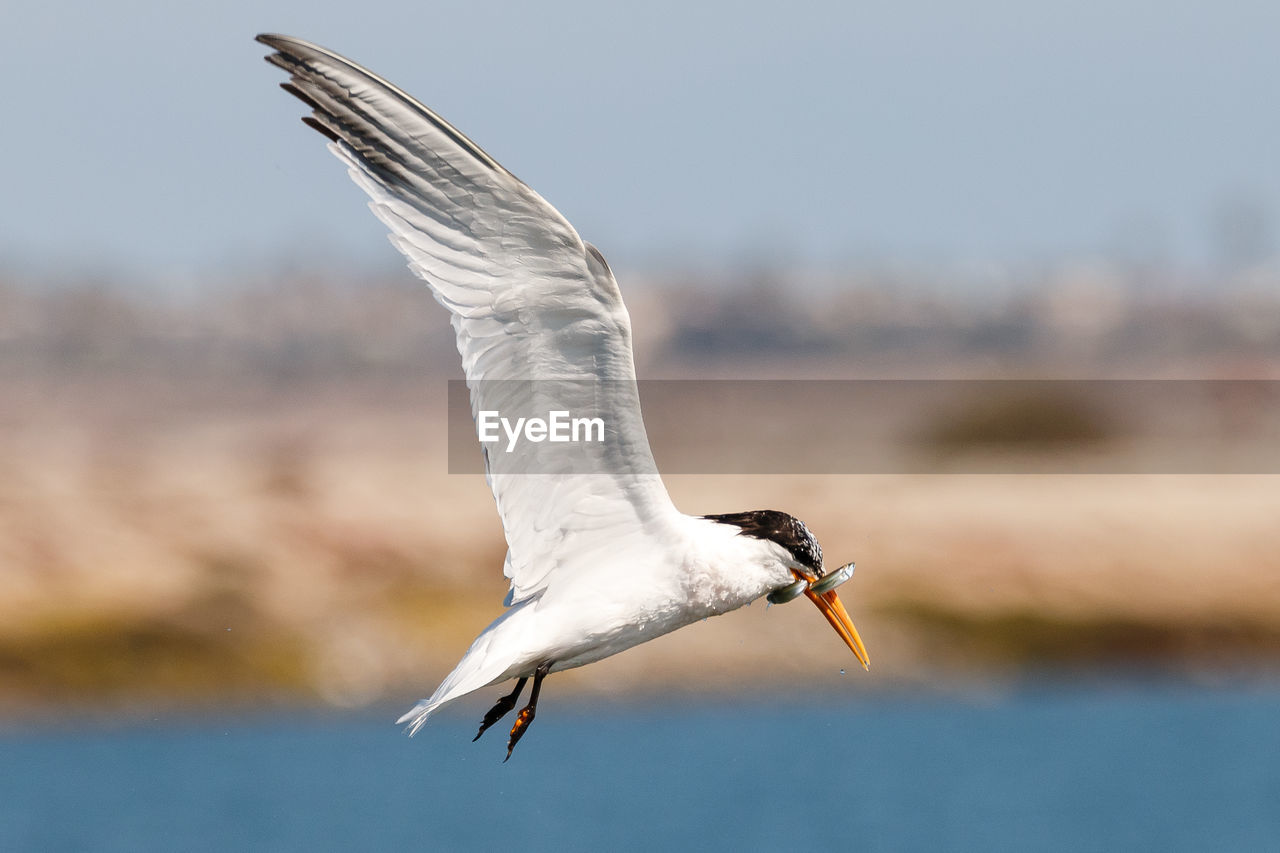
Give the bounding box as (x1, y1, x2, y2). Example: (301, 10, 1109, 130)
(704, 510, 824, 575)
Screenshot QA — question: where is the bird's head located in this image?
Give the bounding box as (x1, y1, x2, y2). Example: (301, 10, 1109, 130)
(704, 510, 870, 670)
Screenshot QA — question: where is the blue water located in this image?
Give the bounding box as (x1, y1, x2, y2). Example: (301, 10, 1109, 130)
(4, 685, 1278, 851)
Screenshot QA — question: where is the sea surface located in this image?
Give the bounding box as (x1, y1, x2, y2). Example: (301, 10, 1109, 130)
(4, 683, 1278, 851)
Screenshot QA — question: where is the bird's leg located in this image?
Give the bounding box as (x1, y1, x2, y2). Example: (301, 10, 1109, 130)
(504, 661, 552, 762)
(473, 677, 528, 742)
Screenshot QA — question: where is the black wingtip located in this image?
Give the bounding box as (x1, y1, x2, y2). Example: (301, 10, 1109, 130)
(263, 52, 295, 73)
(301, 115, 341, 143)
(280, 82, 321, 112)
(257, 34, 305, 63)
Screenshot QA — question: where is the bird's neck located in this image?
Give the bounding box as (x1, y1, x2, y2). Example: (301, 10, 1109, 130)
(674, 516, 795, 617)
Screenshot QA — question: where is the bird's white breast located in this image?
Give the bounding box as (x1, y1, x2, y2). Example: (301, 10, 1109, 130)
(529, 515, 796, 673)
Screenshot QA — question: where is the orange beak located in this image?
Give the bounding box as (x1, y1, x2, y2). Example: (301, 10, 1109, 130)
(804, 586, 870, 670)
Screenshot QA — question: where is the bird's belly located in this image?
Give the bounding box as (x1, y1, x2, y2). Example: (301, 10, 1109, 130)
(534, 585, 738, 675)
(548, 614, 689, 672)
(493, 545, 780, 681)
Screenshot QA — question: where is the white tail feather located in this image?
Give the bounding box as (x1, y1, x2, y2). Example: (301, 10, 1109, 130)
(396, 601, 536, 736)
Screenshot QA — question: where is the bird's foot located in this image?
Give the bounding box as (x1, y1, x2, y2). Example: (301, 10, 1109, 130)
(504, 707, 536, 762)
(473, 677, 527, 742)
(502, 661, 551, 762)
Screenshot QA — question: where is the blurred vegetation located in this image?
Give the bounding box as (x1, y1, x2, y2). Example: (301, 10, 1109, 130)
(885, 602, 1280, 674)
(920, 387, 1114, 452)
(0, 610, 309, 704)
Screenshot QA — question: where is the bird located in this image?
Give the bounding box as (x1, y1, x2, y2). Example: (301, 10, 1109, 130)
(257, 33, 869, 760)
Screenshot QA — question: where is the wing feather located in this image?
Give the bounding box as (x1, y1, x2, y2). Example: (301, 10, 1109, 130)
(257, 34, 680, 603)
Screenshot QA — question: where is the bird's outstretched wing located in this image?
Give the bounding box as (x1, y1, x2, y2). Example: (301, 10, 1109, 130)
(258, 34, 681, 604)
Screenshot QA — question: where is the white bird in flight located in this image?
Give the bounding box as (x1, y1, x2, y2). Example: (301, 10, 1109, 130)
(258, 34, 869, 759)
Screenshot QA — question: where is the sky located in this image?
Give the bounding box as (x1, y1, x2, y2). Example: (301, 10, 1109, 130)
(3, 0, 1278, 282)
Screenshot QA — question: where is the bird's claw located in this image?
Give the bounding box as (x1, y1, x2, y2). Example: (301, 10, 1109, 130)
(504, 707, 535, 761)
(474, 683, 525, 742)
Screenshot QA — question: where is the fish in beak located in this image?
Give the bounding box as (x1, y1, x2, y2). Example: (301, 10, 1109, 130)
(769, 561, 870, 670)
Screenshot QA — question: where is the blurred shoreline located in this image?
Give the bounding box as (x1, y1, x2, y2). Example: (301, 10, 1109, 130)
(2, 265, 1279, 714)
